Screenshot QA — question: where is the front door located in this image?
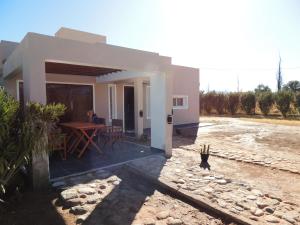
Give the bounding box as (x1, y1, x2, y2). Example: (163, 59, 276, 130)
(124, 86, 135, 131)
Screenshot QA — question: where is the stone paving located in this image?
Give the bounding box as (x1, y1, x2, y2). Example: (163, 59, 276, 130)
(53, 168, 232, 225)
(174, 135, 300, 175)
(128, 150, 300, 225)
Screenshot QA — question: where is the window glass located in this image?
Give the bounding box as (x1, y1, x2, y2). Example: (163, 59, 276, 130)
(19, 82, 93, 122)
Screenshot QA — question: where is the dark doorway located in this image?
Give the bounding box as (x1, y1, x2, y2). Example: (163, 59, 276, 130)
(18, 82, 93, 122)
(124, 86, 135, 131)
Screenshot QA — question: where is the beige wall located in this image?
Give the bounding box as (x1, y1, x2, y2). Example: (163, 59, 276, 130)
(4, 73, 22, 99)
(3, 31, 199, 128)
(172, 65, 199, 125)
(55, 27, 107, 44)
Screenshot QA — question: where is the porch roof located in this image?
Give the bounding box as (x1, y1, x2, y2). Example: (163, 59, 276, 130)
(45, 62, 122, 76)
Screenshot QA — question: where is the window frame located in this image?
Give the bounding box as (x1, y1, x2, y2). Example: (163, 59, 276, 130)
(172, 95, 188, 109)
(146, 85, 151, 119)
(108, 84, 117, 123)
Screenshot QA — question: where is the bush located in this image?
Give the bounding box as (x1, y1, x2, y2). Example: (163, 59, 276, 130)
(241, 92, 256, 115)
(255, 84, 271, 95)
(275, 91, 293, 117)
(227, 93, 240, 115)
(199, 91, 204, 114)
(202, 92, 216, 114)
(214, 93, 227, 114)
(296, 93, 300, 112)
(0, 88, 65, 197)
(258, 92, 274, 116)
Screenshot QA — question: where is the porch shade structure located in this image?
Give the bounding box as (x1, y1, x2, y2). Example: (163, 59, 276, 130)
(3, 32, 173, 189)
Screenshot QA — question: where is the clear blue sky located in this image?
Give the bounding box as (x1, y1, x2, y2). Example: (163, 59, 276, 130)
(1, 0, 299, 91)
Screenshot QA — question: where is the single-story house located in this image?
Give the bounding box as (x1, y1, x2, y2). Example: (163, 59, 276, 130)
(0, 27, 199, 187)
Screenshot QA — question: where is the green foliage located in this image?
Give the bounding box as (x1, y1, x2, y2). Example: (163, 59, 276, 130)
(241, 92, 256, 115)
(202, 91, 215, 114)
(227, 93, 240, 115)
(275, 91, 293, 117)
(0, 88, 65, 195)
(258, 92, 274, 116)
(199, 91, 204, 113)
(254, 84, 271, 95)
(283, 80, 300, 93)
(296, 93, 300, 112)
(214, 93, 227, 114)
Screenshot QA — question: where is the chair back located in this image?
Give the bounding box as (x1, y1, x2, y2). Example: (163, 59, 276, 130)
(93, 117, 106, 125)
(112, 119, 123, 127)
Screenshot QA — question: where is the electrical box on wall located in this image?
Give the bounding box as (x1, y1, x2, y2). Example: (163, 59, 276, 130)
(167, 114, 173, 124)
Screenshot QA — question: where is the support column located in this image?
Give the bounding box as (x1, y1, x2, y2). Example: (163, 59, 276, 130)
(150, 72, 173, 157)
(134, 78, 144, 138)
(23, 56, 49, 189)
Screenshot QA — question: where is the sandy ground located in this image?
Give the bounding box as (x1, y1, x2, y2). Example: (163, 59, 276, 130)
(199, 116, 300, 156)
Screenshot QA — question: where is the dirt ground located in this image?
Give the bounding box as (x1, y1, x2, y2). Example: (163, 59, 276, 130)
(174, 116, 300, 204)
(199, 116, 300, 155)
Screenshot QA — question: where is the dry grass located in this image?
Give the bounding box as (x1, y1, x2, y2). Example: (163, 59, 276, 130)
(241, 117, 300, 126)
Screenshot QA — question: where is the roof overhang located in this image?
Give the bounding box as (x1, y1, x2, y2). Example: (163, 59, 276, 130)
(45, 62, 122, 76)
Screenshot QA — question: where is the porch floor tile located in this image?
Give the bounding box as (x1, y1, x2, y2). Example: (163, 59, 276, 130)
(49, 141, 163, 179)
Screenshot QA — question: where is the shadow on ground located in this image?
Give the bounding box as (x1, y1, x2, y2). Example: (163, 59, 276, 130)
(0, 191, 69, 225)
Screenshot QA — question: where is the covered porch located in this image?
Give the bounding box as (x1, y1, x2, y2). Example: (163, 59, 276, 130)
(3, 32, 173, 188)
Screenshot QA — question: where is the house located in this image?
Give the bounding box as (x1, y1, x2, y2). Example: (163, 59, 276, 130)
(0, 27, 199, 186)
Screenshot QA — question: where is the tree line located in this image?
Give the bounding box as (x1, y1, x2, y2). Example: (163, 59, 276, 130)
(200, 80, 300, 118)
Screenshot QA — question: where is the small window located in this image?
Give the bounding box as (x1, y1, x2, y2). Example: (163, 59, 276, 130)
(173, 95, 188, 109)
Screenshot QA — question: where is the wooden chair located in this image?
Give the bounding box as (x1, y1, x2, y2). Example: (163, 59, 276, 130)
(101, 119, 124, 149)
(49, 132, 68, 160)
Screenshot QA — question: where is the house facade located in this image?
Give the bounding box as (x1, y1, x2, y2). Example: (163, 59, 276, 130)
(0, 28, 199, 187)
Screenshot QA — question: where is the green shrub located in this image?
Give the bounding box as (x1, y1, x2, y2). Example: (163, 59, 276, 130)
(199, 91, 204, 114)
(296, 93, 300, 112)
(202, 92, 216, 114)
(255, 84, 271, 95)
(275, 91, 293, 117)
(214, 93, 227, 114)
(258, 92, 274, 116)
(227, 93, 240, 115)
(0, 88, 65, 196)
(241, 92, 256, 115)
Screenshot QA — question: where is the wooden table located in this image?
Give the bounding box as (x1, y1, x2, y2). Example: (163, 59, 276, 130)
(60, 122, 105, 158)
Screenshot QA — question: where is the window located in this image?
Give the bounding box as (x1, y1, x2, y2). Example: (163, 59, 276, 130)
(18, 81, 94, 122)
(173, 95, 188, 109)
(146, 86, 151, 119)
(108, 84, 117, 122)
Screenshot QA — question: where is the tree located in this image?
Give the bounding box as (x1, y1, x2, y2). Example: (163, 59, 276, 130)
(276, 56, 283, 92)
(283, 80, 300, 93)
(296, 93, 300, 112)
(241, 92, 256, 115)
(227, 93, 240, 115)
(202, 92, 215, 114)
(214, 93, 227, 114)
(275, 91, 293, 117)
(255, 84, 271, 95)
(258, 92, 274, 116)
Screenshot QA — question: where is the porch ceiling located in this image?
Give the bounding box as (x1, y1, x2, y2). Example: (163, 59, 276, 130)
(45, 62, 122, 76)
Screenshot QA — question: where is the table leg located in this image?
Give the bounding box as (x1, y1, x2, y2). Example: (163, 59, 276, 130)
(78, 129, 102, 158)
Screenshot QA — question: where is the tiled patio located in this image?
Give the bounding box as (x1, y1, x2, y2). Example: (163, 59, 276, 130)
(49, 141, 163, 179)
